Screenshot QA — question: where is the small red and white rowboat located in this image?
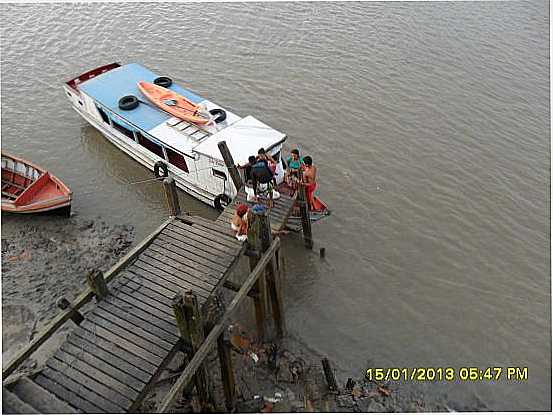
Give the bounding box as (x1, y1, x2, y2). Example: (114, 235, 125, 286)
(1, 152, 72, 215)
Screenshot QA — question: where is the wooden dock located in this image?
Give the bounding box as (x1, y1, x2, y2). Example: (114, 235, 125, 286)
(3, 197, 298, 413)
(5, 216, 245, 413)
(217, 189, 297, 232)
(3, 141, 311, 413)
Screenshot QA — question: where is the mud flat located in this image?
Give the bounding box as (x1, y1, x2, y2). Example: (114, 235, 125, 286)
(1, 215, 134, 369)
(140, 330, 478, 413)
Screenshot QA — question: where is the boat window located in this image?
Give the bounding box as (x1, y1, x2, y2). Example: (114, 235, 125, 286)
(136, 132, 164, 158)
(212, 169, 227, 180)
(272, 150, 281, 162)
(96, 106, 110, 124)
(112, 120, 135, 140)
(166, 148, 189, 173)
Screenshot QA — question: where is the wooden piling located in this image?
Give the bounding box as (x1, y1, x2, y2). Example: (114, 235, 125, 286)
(85, 270, 109, 301)
(172, 293, 191, 341)
(247, 211, 267, 341)
(322, 357, 339, 393)
(162, 177, 181, 216)
(217, 334, 236, 411)
(158, 237, 281, 413)
(183, 292, 215, 412)
(217, 141, 243, 191)
(56, 297, 84, 325)
(172, 291, 216, 411)
(248, 205, 285, 338)
(297, 184, 313, 249)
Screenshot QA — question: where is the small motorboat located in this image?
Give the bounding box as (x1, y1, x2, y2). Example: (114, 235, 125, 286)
(1, 153, 72, 215)
(64, 62, 287, 209)
(137, 81, 211, 125)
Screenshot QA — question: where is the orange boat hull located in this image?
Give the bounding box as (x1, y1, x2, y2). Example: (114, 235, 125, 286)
(137, 81, 210, 125)
(1, 152, 72, 215)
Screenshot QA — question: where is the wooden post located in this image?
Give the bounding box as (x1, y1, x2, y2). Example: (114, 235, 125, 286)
(217, 141, 243, 192)
(157, 237, 281, 413)
(172, 293, 191, 341)
(249, 205, 285, 338)
(217, 334, 236, 411)
(297, 184, 313, 249)
(56, 297, 84, 325)
(182, 291, 216, 412)
(85, 270, 109, 301)
(322, 358, 339, 393)
(273, 248, 286, 335)
(247, 208, 267, 341)
(162, 177, 181, 216)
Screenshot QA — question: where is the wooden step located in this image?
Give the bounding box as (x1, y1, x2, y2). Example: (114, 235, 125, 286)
(2, 387, 39, 414)
(9, 377, 77, 414)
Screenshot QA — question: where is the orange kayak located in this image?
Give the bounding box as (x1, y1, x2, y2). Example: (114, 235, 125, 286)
(137, 81, 210, 125)
(1, 152, 72, 215)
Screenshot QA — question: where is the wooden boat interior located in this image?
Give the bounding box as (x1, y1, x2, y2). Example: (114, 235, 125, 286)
(1, 156, 42, 202)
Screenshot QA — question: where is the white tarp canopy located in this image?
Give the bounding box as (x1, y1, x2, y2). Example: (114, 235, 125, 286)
(192, 116, 286, 164)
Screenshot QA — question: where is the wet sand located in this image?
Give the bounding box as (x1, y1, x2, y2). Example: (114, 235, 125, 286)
(2, 215, 134, 367)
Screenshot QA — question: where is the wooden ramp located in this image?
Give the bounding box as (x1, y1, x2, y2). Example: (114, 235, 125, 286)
(18, 216, 244, 413)
(216, 189, 297, 231)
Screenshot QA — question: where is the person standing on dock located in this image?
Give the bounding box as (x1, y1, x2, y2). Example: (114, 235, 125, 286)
(256, 148, 278, 188)
(285, 148, 302, 195)
(302, 156, 327, 212)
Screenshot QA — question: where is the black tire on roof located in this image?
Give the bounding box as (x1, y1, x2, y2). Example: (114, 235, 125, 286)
(154, 76, 172, 88)
(118, 95, 139, 111)
(209, 108, 227, 123)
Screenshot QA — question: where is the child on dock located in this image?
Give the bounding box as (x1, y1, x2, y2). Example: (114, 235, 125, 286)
(231, 203, 249, 241)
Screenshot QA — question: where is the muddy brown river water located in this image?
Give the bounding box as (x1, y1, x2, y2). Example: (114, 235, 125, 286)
(1, 2, 550, 410)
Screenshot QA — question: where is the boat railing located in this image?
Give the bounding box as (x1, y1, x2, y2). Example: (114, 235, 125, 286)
(66, 62, 121, 91)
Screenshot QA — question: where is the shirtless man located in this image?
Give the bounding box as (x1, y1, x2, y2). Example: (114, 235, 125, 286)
(302, 156, 317, 185)
(301, 156, 321, 211)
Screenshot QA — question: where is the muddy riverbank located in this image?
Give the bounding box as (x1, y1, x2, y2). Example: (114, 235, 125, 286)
(1, 215, 134, 366)
(141, 331, 476, 413)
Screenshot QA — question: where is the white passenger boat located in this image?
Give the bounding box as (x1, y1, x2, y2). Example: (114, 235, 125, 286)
(64, 63, 286, 210)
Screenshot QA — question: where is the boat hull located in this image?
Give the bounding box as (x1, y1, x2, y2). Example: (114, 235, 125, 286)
(70, 104, 221, 207)
(1, 153, 72, 215)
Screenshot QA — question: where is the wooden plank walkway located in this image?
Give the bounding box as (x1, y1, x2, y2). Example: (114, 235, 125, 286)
(216, 189, 297, 231)
(30, 215, 245, 413)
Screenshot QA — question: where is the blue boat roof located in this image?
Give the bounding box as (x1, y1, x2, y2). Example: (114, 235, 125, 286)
(78, 63, 205, 131)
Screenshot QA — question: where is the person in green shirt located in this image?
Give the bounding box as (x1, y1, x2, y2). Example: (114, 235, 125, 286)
(285, 148, 303, 194)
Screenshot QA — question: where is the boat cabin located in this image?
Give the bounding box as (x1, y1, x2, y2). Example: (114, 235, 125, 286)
(64, 63, 287, 208)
